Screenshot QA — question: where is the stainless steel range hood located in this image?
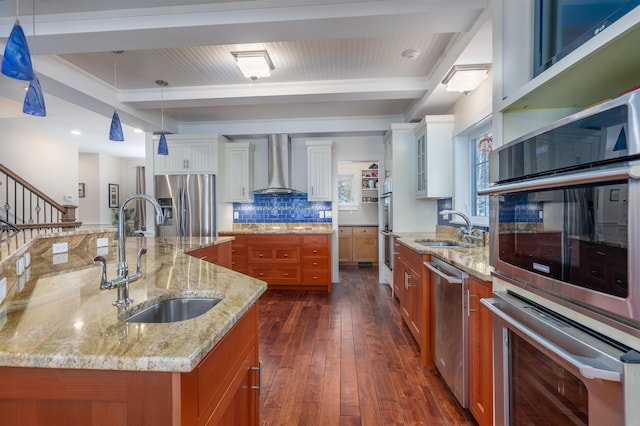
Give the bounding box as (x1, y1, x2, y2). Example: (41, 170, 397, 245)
(254, 134, 301, 194)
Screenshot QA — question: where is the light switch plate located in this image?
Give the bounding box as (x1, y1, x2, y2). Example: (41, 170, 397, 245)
(24, 252, 30, 267)
(52, 242, 68, 254)
(96, 237, 109, 247)
(52, 253, 68, 265)
(15, 257, 24, 276)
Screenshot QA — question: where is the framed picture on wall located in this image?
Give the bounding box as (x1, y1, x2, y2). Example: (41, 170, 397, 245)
(78, 183, 85, 198)
(109, 184, 119, 208)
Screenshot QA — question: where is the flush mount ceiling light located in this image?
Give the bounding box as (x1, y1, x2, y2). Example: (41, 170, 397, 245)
(401, 49, 420, 60)
(231, 50, 274, 80)
(441, 64, 491, 94)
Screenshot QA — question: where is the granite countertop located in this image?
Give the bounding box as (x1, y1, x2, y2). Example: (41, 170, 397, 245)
(393, 232, 493, 281)
(0, 231, 266, 373)
(220, 223, 333, 234)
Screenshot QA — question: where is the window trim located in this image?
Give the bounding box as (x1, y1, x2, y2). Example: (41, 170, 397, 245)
(452, 115, 492, 228)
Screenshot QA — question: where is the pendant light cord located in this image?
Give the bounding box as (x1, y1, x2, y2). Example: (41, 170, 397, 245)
(31, 0, 36, 71)
(161, 85, 164, 132)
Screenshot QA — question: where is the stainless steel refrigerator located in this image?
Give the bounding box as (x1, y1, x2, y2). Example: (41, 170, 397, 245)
(154, 174, 217, 237)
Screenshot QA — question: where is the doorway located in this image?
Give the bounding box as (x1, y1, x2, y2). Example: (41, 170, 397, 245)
(337, 161, 379, 269)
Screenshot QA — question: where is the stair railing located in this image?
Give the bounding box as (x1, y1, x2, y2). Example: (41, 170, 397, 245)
(0, 164, 82, 241)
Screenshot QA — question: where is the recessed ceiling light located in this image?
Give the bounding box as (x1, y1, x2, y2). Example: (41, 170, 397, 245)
(71, 130, 81, 135)
(401, 49, 420, 60)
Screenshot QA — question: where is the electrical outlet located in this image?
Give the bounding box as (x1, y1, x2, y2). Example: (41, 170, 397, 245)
(16, 257, 24, 276)
(52, 253, 68, 265)
(319, 211, 325, 219)
(233, 211, 239, 219)
(0, 277, 6, 305)
(325, 210, 332, 218)
(96, 237, 109, 247)
(24, 252, 30, 267)
(52, 242, 68, 254)
(96, 246, 108, 257)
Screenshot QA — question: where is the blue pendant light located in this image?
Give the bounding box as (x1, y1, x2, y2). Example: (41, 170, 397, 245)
(158, 132, 169, 155)
(109, 51, 124, 141)
(156, 79, 169, 155)
(109, 110, 124, 141)
(21, 0, 46, 117)
(1, 20, 34, 81)
(23, 74, 46, 116)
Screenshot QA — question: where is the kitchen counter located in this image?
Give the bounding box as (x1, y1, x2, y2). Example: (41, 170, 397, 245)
(393, 232, 492, 281)
(0, 231, 266, 373)
(222, 222, 332, 234)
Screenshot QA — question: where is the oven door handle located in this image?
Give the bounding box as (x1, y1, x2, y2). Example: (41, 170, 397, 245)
(481, 298, 622, 382)
(479, 165, 638, 196)
(424, 261, 462, 284)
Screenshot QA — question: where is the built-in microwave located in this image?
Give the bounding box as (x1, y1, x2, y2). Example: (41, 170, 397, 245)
(482, 89, 640, 335)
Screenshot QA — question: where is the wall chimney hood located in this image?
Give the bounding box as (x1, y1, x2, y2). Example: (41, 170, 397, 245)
(253, 134, 301, 194)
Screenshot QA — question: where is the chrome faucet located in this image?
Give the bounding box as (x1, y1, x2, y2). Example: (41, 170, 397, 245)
(439, 209, 486, 247)
(93, 194, 164, 307)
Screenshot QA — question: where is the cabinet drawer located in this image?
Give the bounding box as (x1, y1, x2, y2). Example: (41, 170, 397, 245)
(275, 248, 300, 261)
(303, 269, 330, 284)
(302, 234, 330, 245)
(249, 266, 300, 283)
(303, 257, 330, 270)
(353, 227, 377, 236)
(303, 246, 330, 257)
(338, 227, 353, 237)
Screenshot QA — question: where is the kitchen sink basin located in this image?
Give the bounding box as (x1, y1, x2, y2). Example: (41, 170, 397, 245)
(122, 297, 222, 323)
(416, 241, 465, 248)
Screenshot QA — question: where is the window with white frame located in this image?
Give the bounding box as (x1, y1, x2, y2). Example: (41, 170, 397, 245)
(337, 174, 358, 210)
(453, 118, 492, 226)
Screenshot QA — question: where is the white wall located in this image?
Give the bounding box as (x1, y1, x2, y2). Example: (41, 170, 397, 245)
(0, 121, 79, 208)
(79, 153, 144, 228)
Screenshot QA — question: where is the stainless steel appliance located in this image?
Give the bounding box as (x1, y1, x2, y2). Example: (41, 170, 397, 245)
(424, 257, 469, 408)
(380, 192, 393, 270)
(481, 90, 640, 425)
(482, 292, 639, 426)
(155, 174, 216, 237)
(482, 90, 640, 334)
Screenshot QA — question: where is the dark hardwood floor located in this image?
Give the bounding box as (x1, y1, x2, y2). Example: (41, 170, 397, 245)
(258, 265, 477, 426)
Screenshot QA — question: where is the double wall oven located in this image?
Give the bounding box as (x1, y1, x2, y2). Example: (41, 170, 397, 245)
(380, 191, 393, 270)
(481, 90, 640, 425)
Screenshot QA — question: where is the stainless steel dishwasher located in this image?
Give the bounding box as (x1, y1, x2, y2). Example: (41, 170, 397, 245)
(424, 257, 469, 408)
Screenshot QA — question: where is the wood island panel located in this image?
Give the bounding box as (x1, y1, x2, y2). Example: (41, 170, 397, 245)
(0, 306, 260, 426)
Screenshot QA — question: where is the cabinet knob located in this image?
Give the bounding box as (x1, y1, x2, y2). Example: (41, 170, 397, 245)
(258, 272, 264, 276)
(313, 249, 318, 253)
(283, 273, 289, 277)
(283, 253, 289, 257)
(259, 253, 264, 257)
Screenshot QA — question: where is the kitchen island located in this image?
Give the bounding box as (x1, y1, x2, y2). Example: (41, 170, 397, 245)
(0, 231, 267, 425)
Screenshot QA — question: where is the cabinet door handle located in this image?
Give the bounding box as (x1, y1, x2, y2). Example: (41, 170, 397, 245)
(283, 253, 289, 257)
(313, 249, 318, 253)
(283, 272, 289, 276)
(259, 253, 264, 257)
(251, 361, 262, 394)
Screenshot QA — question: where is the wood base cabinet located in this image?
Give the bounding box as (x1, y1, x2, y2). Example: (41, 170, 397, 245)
(186, 241, 232, 269)
(338, 226, 378, 265)
(468, 276, 493, 426)
(0, 305, 260, 426)
(221, 233, 332, 292)
(397, 243, 432, 366)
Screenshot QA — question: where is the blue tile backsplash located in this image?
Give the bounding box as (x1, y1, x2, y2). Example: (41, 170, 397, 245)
(233, 193, 332, 223)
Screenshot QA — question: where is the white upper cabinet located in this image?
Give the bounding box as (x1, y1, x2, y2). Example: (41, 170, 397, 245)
(306, 141, 332, 201)
(153, 134, 222, 175)
(414, 116, 454, 199)
(224, 142, 255, 203)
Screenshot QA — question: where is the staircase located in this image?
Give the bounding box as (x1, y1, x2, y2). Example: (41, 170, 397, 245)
(0, 164, 82, 252)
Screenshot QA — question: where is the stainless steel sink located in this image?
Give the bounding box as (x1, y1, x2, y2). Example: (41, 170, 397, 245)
(123, 297, 222, 323)
(417, 241, 465, 248)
